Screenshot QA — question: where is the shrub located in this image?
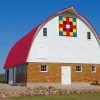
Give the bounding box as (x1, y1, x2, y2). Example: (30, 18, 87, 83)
(0, 73, 6, 83)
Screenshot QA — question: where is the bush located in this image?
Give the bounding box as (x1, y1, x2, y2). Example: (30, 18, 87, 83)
(0, 73, 6, 83)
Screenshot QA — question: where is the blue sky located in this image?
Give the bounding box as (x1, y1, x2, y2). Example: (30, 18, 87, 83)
(0, 0, 100, 73)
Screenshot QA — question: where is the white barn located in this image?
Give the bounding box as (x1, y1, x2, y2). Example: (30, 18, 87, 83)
(4, 7, 100, 85)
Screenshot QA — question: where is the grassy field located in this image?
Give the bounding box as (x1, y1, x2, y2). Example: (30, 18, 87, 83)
(1, 93, 100, 100)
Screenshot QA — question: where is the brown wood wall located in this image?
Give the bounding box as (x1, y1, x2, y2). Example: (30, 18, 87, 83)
(16, 64, 27, 83)
(16, 74, 27, 83)
(27, 63, 61, 83)
(27, 62, 100, 83)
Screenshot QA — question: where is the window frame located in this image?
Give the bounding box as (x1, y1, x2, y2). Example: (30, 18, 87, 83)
(75, 66, 82, 72)
(91, 66, 96, 73)
(40, 65, 48, 72)
(43, 28, 47, 36)
(87, 32, 91, 40)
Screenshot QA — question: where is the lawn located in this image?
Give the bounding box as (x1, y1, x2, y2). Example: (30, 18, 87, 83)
(1, 93, 100, 100)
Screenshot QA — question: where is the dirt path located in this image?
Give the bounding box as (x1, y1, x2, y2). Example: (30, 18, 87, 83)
(0, 83, 100, 92)
(0, 83, 27, 92)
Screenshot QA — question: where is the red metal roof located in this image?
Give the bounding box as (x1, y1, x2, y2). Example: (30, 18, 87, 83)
(3, 6, 100, 69)
(3, 6, 71, 69)
(4, 26, 39, 69)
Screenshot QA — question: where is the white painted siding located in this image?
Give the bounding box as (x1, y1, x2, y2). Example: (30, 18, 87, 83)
(9, 68, 13, 84)
(14, 67, 16, 83)
(27, 14, 100, 64)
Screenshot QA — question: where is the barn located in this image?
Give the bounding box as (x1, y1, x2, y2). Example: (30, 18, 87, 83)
(4, 7, 100, 85)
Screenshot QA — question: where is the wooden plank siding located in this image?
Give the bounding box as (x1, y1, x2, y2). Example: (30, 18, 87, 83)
(26, 63, 100, 83)
(16, 64, 27, 83)
(27, 63, 61, 83)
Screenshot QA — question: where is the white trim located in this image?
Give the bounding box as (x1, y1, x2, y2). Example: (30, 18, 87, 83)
(61, 66, 71, 85)
(8, 68, 14, 84)
(40, 65, 48, 72)
(75, 66, 82, 72)
(91, 66, 96, 73)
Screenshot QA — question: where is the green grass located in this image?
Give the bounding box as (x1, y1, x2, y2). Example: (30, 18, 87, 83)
(1, 93, 100, 100)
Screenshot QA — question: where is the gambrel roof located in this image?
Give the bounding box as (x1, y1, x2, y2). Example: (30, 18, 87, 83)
(4, 6, 100, 69)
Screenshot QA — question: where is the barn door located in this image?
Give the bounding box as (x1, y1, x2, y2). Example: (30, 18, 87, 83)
(6, 70, 9, 84)
(61, 66, 71, 85)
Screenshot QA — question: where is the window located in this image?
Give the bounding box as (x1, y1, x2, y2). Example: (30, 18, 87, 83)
(40, 65, 48, 72)
(87, 32, 91, 39)
(92, 66, 96, 73)
(17, 66, 26, 74)
(43, 28, 47, 36)
(76, 66, 82, 72)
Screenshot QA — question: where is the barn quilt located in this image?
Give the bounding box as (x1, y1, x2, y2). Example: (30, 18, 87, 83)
(59, 16, 77, 37)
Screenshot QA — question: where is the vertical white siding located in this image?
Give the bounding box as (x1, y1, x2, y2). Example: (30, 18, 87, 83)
(14, 67, 16, 83)
(27, 15, 100, 64)
(9, 68, 13, 84)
